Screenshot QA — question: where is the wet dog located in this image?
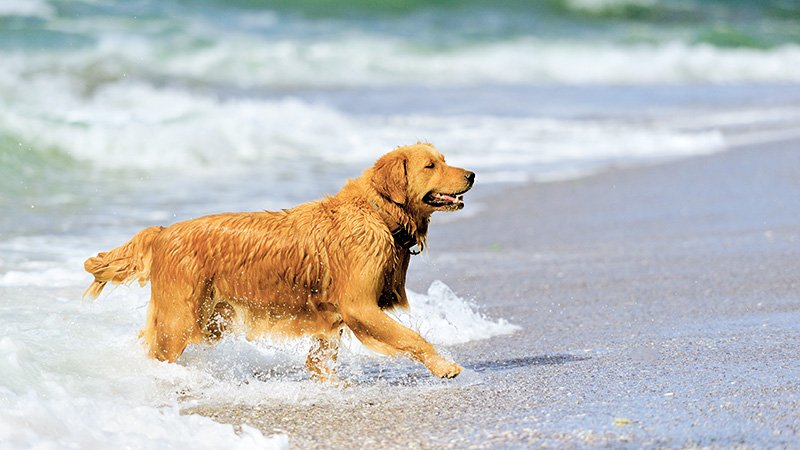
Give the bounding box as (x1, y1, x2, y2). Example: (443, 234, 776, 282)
(83, 143, 474, 381)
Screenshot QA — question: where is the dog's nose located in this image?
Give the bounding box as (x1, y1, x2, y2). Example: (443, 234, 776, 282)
(465, 171, 475, 185)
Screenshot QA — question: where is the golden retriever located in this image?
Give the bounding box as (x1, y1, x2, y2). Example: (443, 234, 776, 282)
(83, 143, 474, 381)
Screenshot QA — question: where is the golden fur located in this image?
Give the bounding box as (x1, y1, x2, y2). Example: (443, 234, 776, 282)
(83, 143, 474, 381)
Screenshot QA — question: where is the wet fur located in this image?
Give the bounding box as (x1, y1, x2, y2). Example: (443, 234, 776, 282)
(83, 143, 474, 380)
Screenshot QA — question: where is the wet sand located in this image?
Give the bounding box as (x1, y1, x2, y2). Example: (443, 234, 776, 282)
(189, 138, 800, 448)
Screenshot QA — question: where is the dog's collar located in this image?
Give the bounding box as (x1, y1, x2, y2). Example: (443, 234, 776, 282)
(370, 200, 421, 255)
(391, 226, 420, 255)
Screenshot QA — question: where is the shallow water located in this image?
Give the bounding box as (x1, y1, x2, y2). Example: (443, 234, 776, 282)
(2, 0, 800, 447)
(0, 252, 516, 447)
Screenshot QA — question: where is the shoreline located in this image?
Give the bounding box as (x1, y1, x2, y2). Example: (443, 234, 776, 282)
(190, 135, 800, 448)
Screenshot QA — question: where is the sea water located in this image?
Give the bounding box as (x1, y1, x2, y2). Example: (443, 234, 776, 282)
(2, 0, 800, 448)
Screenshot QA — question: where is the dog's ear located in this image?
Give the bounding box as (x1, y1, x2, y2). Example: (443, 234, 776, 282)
(371, 153, 407, 205)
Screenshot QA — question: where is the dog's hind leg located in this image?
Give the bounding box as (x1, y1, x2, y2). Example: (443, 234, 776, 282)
(306, 331, 341, 383)
(141, 281, 203, 362)
(203, 301, 235, 342)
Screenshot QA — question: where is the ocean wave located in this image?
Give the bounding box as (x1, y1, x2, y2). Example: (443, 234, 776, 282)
(9, 36, 800, 89)
(0, 78, 728, 183)
(4, 24, 800, 90)
(163, 39, 800, 86)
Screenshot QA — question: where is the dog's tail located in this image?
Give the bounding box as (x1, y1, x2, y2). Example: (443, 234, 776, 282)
(83, 226, 165, 299)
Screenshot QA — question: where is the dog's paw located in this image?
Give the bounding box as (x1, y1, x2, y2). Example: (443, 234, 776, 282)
(426, 356, 463, 379)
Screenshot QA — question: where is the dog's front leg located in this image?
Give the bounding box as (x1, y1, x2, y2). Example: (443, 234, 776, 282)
(342, 304, 462, 378)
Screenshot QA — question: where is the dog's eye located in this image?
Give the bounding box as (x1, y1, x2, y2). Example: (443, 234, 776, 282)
(424, 162, 435, 169)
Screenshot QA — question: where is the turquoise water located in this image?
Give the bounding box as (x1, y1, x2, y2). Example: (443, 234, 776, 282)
(4, 0, 800, 49)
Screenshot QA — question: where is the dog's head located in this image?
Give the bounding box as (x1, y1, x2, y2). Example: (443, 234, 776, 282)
(370, 143, 474, 213)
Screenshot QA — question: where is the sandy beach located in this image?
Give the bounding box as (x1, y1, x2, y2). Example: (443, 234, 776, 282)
(189, 137, 800, 448)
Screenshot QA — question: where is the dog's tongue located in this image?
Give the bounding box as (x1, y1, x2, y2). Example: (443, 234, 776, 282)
(440, 194, 457, 202)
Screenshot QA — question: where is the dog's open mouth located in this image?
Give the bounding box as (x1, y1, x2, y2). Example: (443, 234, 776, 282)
(424, 190, 467, 209)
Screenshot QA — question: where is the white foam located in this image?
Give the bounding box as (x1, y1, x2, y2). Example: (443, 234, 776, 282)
(0, 76, 728, 183)
(0, 0, 54, 18)
(389, 280, 521, 345)
(6, 31, 800, 89)
(0, 290, 288, 449)
(0, 267, 80, 287)
(0, 81, 375, 172)
(0, 385, 284, 450)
